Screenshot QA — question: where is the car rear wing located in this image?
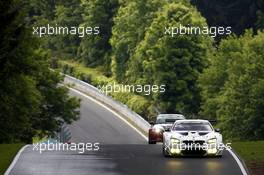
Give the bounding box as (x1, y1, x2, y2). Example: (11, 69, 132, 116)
(208, 119, 217, 125)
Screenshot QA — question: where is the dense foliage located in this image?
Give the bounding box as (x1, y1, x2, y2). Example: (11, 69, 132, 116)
(199, 31, 264, 140)
(110, 0, 166, 81)
(1, 0, 264, 140)
(78, 0, 118, 69)
(29, 0, 83, 58)
(0, 0, 79, 143)
(127, 2, 213, 115)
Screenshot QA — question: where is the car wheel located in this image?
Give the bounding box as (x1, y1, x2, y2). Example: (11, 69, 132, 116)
(162, 146, 170, 157)
(148, 139, 156, 144)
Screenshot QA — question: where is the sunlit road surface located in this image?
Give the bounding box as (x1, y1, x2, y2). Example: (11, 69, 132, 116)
(8, 89, 245, 175)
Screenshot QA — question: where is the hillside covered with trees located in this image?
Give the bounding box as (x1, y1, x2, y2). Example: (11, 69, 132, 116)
(30, 0, 264, 140)
(1, 0, 264, 142)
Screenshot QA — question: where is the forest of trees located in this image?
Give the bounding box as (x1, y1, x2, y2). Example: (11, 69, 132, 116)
(1, 0, 264, 142)
(0, 0, 80, 143)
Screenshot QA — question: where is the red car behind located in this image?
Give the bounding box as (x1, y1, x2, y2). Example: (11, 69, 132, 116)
(148, 114, 185, 144)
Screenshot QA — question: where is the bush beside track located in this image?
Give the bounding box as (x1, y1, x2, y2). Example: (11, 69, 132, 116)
(56, 59, 153, 121)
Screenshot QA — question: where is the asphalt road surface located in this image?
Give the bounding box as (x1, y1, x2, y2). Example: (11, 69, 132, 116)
(8, 88, 246, 175)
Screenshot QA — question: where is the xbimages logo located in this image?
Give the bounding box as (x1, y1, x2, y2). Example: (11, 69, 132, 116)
(97, 83, 166, 95)
(165, 24, 232, 38)
(32, 141, 100, 154)
(164, 142, 232, 151)
(32, 24, 100, 37)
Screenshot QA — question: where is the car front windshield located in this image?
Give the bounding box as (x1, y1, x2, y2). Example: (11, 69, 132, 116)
(156, 118, 167, 124)
(156, 116, 181, 124)
(172, 122, 213, 131)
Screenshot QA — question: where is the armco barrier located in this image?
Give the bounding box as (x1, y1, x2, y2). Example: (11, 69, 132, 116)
(63, 74, 151, 134)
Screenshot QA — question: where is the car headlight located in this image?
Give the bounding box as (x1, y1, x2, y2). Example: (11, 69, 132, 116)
(207, 148, 218, 154)
(207, 138, 217, 144)
(170, 138, 180, 144)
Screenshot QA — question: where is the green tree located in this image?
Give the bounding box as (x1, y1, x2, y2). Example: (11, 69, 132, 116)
(110, 0, 166, 82)
(199, 30, 264, 140)
(78, 0, 118, 70)
(28, 0, 56, 20)
(52, 0, 83, 58)
(27, 0, 57, 53)
(32, 50, 80, 140)
(127, 2, 213, 115)
(28, 0, 83, 59)
(0, 0, 80, 143)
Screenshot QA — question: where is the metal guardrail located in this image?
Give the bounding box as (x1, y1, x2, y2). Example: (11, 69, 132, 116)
(56, 123, 71, 143)
(63, 74, 151, 134)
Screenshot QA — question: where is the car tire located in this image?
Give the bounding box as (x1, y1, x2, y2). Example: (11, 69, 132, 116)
(148, 139, 156, 144)
(162, 146, 170, 157)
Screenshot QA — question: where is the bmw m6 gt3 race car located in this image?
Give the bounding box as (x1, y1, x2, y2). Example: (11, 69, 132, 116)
(162, 119, 223, 157)
(148, 114, 185, 144)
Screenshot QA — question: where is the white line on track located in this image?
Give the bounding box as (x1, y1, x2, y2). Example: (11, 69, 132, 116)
(69, 87, 148, 141)
(4, 145, 29, 175)
(226, 148, 248, 175)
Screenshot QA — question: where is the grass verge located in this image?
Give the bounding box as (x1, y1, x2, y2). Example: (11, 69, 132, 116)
(232, 141, 264, 175)
(232, 141, 264, 162)
(0, 144, 25, 174)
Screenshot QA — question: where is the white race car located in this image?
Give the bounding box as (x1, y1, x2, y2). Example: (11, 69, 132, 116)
(163, 119, 223, 157)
